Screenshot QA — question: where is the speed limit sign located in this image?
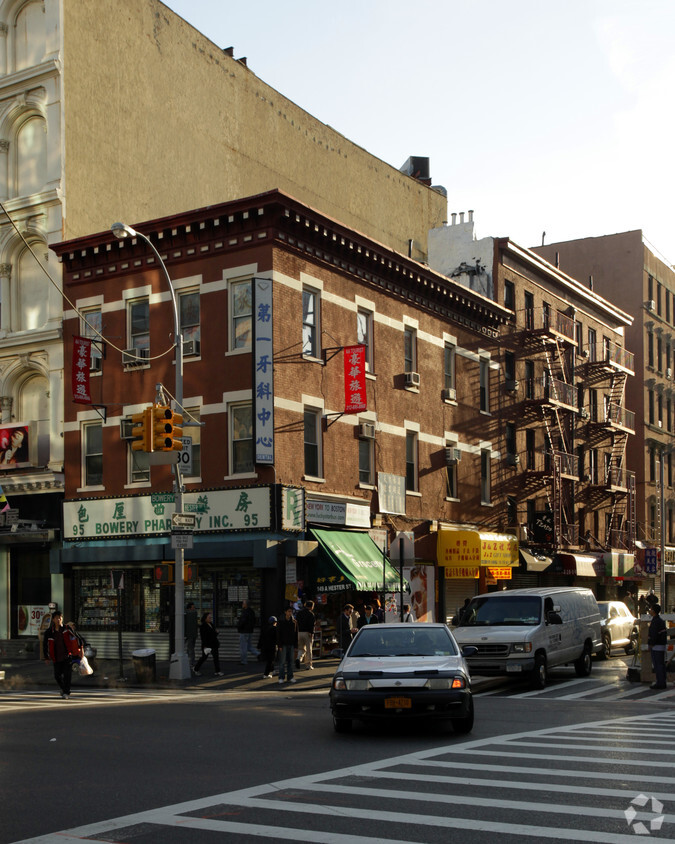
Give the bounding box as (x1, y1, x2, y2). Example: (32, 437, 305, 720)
(177, 437, 192, 475)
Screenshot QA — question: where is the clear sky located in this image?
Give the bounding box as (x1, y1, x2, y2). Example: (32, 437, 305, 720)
(163, 0, 675, 267)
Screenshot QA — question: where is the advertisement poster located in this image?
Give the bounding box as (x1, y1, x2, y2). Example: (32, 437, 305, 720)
(385, 564, 435, 623)
(0, 422, 36, 469)
(17, 604, 50, 637)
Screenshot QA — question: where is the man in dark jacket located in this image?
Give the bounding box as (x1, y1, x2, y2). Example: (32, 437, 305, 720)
(357, 604, 380, 628)
(276, 606, 298, 684)
(296, 600, 316, 669)
(237, 600, 259, 665)
(337, 604, 354, 653)
(43, 610, 81, 699)
(647, 603, 667, 689)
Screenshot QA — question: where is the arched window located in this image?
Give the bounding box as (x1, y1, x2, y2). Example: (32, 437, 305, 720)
(17, 242, 48, 329)
(15, 114, 46, 196)
(13, 0, 45, 73)
(18, 371, 48, 465)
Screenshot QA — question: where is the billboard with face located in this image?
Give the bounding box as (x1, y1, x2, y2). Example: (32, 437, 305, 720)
(0, 423, 37, 469)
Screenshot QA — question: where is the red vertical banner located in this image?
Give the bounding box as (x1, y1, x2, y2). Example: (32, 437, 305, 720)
(72, 336, 92, 404)
(344, 344, 367, 413)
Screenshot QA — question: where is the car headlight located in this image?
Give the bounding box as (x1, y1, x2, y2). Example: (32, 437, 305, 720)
(511, 643, 532, 653)
(332, 677, 369, 691)
(426, 676, 466, 690)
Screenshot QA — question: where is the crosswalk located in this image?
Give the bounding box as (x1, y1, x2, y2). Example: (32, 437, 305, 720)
(15, 711, 675, 843)
(0, 687, 222, 713)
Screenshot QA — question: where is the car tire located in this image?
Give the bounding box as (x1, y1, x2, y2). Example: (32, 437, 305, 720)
(333, 716, 352, 733)
(601, 631, 611, 659)
(574, 644, 592, 677)
(451, 697, 474, 734)
(531, 653, 547, 689)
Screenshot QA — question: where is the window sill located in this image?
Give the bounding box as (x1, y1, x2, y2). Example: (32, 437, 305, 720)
(77, 484, 105, 493)
(302, 355, 324, 365)
(366, 372, 377, 381)
(479, 410, 491, 416)
(124, 363, 151, 372)
(183, 477, 203, 485)
(480, 501, 494, 507)
(225, 347, 251, 357)
(358, 482, 376, 490)
(444, 496, 460, 503)
(223, 471, 258, 481)
(124, 481, 152, 490)
(303, 475, 325, 484)
(405, 490, 422, 498)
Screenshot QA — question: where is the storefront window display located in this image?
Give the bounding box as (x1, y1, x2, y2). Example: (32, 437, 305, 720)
(75, 569, 157, 633)
(184, 563, 262, 629)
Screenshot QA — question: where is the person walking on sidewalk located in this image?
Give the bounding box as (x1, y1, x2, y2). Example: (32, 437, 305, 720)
(184, 602, 198, 669)
(193, 612, 223, 676)
(647, 603, 668, 690)
(258, 616, 278, 678)
(237, 599, 259, 665)
(296, 600, 316, 669)
(277, 606, 298, 684)
(42, 610, 81, 699)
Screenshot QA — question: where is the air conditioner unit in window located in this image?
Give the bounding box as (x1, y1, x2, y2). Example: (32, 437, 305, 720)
(444, 446, 461, 465)
(658, 420, 663, 428)
(442, 387, 457, 402)
(505, 453, 520, 466)
(122, 347, 149, 367)
(404, 371, 420, 388)
(579, 408, 590, 420)
(90, 355, 103, 373)
(645, 299, 656, 311)
(578, 349, 589, 359)
(504, 379, 519, 392)
(358, 423, 376, 440)
(183, 339, 201, 357)
(120, 418, 134, 439)
(667, 368, 672, 380)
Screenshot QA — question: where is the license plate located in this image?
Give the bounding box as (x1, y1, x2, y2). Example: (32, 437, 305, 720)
(506, 664, 523, 672)
(385, 697, 411, 709)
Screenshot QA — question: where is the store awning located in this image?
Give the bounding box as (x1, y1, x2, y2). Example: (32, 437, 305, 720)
(519, 549, 552, 572)
(550, 553, 604, 577)
(438, 529, 518, 567)
(311, 528, 403, 593)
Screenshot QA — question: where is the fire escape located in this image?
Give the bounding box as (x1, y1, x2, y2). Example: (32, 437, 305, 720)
(576, 338, 636, 550)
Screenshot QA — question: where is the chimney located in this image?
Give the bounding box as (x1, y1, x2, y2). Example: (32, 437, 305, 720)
(451, 213, 457, 226)
(468, 210, 474, 222)
(459, 212, 465, 224)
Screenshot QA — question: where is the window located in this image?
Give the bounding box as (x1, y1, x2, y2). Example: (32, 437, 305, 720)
(657, 282, 662, 316)
(357, 308, 373, 372)
(648, 274, 654, 302)
(589, 389, 598, 422)
(503, 280, 515, 311)
(648, 332, 654, 368)
(359, 437, 373, 485)
(587, 327, 597, 362)
(304, 409, 322, 477)
(129, 442, 150, 484)
(524, 360, 535, 399)
(526, 429, 535, 469)
(589, 448, 598, 484)
(507, 496, 517, 526)
(648, 390, 655, 425)
(504, 351, 516, 383)
(658, 393, 663, 427)
(444, 344, 456, 391)
(128, 298, 149, 353)
(231, 279, 252, 350)
(480, 449, 491, 504)
(649, 447, 656, 483)
(81, 307, 102, 371)
(230, 403, 253, 474)
(479, 358, 489, 412)
(405, 431, 418, 492)
(667, 290, 671, 324)
(446, 442, 458, 499)
(179, 290, 200, 353)
(657, 335, 662, 372)
(668, 398, 672, 433)
(302, 288, 319, 357)
(404, 327, 416, 373)
(83, 422, 102, 487)
(542, 302, 551, 330)
(505, 422, 516, 456)
(575, 320, 582, 353)
(524, 291, 534, 330)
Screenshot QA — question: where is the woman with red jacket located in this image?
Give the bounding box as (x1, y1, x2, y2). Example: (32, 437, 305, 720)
(42, 611, 82, 699)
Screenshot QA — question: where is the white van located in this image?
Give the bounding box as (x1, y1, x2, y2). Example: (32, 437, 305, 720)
(452, 587, 602, 688)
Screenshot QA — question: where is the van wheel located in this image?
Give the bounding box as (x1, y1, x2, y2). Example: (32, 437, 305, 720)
(574, 644, 592, 677)
(531, 653, 547, 689)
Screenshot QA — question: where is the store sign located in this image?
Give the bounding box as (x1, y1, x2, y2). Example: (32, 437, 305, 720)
(253, 277, 274, 465)
(281, 487, 305, 531)
(306, 498, 370, 527)
(377, 472, 406, 516)
(64, 487, 271, 540)
(72, 336, 92, 404)
(343, 344, 367, 413)
(438, 530, 517, 567)
(445, 566, 480, 579)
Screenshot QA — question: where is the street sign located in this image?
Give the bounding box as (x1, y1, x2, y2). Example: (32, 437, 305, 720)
(171, 531, 193, 550)
(177, 436, 192, 475)
(644, 548, 659, 575)
(389, 531, 415, 562)
(172, 512, 196, 530)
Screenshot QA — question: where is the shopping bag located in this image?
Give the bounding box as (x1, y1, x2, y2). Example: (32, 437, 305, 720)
(203, 647, 212, 655)
(79, 654, 94, 676)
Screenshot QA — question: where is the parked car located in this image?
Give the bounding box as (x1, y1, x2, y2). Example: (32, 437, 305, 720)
(329, 622, 475, 734)
(596, 600, 638, 658)
(452, 587, 603, 689)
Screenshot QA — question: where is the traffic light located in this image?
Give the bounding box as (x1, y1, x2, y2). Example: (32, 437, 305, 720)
(154, 563, 174, 584)
(184, 562, 198, 582)
(152, 404, 183, 451)
(131, 407, 153, 452)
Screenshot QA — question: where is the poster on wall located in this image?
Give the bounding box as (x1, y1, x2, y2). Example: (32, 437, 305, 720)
(0, 422, 37, 469)
(385, 564, 435, 623)
(17, 604, 50, 637)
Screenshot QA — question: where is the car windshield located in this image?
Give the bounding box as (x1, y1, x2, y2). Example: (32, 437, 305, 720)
(348, 627, 457, 657)
(457, 595, 541, 627)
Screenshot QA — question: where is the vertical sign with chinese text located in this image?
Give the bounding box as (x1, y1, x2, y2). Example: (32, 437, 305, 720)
(254, 278, 274, 464)
(344, 344, 367, 413)
(72, 336, 92, 404)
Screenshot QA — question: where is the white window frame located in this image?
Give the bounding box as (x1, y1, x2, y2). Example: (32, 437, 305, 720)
(82, 421, 103, 489)
(229, 402, 254, 476)
(80, 307, 103, 372)
(179, 289, 201, 354)
(302, 287, 320, 358)
(357, 308, 373, 373)
(480, 448, 491, 504)
(444, 343, 456, 391)
(303, 407, 323, 479)
(404, 326, 417, 373)
(128, 296, 149, 353)
(405, 430, 418, 493)
(479, 358, 490, 413)
(358, 435, 374, 486)
(230, 278, 252, 352)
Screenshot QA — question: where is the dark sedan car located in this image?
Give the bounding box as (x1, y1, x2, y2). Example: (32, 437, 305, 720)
(329, 622, 474, 733)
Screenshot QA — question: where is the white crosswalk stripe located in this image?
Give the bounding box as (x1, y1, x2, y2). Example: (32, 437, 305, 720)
(14, 711, 675, 843)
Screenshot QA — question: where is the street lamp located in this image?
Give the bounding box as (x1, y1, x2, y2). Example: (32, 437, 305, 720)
(111, 222, 190, 680)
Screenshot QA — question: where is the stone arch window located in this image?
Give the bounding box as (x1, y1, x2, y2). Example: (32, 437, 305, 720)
(14, 237, 48, 330)
(17, 370, 48, 464)
(15, 112, 46, 196)
(12, 0, 45, 73)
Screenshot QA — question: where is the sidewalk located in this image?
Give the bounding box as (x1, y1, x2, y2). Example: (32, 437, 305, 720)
(0, 656, 500, 694)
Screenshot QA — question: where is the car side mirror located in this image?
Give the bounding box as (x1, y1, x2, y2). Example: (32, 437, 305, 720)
(461, 645, 478, 657)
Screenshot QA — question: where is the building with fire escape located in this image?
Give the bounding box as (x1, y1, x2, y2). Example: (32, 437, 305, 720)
(429, 214, 636, 603)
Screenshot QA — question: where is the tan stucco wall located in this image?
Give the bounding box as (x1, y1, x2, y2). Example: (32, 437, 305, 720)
(62, 0, 446, 256)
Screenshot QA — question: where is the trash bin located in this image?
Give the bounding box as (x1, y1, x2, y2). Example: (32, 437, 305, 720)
(132, 648, 156, 684)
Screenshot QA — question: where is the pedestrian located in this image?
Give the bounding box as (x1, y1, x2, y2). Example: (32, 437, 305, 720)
(277, 606, 298, 684)
(42, 610, 81, 699)
(184, 601, 198, 669)
(638, 594, 647, 616)
(258, 616, 278, 678)
(193, 612, 223, 676)
(357, 604, 380, 628)
(623, 591, 637, 618)
(402, 603, 416, 623)
(296, 600, 316, 670)
(372, 597, 384, 623)
(646, 589, 658, 609)
(337, 604, 355, 652)
(647, 603, 667, 690)
(237, 599, 259, 665)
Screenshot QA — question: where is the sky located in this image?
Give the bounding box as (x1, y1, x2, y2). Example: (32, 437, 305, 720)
(163, 0, 675, 267)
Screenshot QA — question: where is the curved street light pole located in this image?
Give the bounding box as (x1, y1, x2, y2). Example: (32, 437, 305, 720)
(111, 222, 190, 680)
